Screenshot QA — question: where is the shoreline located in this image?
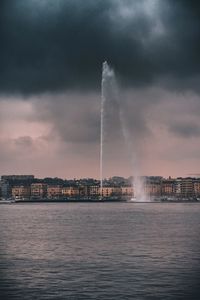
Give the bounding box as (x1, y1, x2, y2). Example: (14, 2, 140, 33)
(2, 198, 199, 204)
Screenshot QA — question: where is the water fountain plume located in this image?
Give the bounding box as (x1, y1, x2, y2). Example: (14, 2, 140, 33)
(100, 61, 148, 202)
(100, 63, 105, 197)
(100, 61, 115, 198)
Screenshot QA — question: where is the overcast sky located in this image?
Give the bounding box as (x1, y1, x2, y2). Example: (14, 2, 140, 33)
(1, 0, 200, 179)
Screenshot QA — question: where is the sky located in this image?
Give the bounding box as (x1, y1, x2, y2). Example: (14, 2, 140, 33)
(0, 0, 200, 179)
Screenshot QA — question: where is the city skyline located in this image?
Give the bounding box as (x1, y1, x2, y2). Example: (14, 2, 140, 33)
(1, 174, 200, 201)
(1, 1, 200, 178)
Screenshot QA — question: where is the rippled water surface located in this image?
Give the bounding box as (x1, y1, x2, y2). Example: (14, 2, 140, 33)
(0, 202, 200, 299)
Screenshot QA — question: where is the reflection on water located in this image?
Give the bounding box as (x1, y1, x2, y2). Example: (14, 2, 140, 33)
(0, 203, 200, 299)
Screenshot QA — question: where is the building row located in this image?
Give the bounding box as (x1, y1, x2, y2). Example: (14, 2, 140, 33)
(1, 176, 200, 200)
(4, 184, 131, 200)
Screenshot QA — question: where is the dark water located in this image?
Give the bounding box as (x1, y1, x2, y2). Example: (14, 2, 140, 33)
(0, 203, 200, 300)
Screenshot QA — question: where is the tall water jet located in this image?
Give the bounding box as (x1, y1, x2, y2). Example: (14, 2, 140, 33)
(100, 63, 104, 197)
(100, 61, 115, 198)
(100, 61, 148, 202)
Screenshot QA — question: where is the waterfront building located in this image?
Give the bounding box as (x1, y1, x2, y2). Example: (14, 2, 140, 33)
(89, 186, 100, 197)
(145, 183, 161, 196)
(100, 187, 121, 198)
(12, 186, 31, 199)
(145, 178, 162, 196)
(174, 177, 195, 198)
(62, 186, 80, 197)
(194, 179, 200, 197)
(31, 183, 47, 199)
(121, 186, 134, 197)
(1, 176, 35, 194)
(78, 186, 87, 197)
(0, 180, 11, 199)
(175, 178, 182, 196)
(161, 178, 175, 196)
(181, 177, 194, 198)
(47, 185, 62, 199)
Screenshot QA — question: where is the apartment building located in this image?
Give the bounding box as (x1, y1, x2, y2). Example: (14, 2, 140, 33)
(62, 186, 80, 197)
(194, 179, 200, 197)
(47, 185, 62, 199)
(161, 178, 175, 196)
(121, 187, 134, 197)
(89, 186, 100, 197)
(31, 183, 47, 199)
(100, 187, 121, 197)
(181, 178, 194, 198)
(12, 186, 31, 199)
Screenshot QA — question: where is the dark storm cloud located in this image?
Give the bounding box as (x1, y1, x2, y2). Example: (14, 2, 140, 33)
(0, 0, 200, 94)
(169, 122, 200, 138)
(14, 136, 33, 147)
(32, 93, 100, 144)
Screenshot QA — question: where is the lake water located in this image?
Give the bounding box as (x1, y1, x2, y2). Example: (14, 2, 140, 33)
(0, 202, 200, 300)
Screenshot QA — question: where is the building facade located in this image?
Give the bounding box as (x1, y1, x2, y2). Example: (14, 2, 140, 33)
(62, 186, 80, 197)
(121, 187, 134, 197)
(100, 187, 121, 198)
(145, 182, 161, 196)
(181, 178, 194, 198)
(0, 180, 11, 199)
(12, 186, 31, 199)
(194, 179, 200, 197)
(88, 186, 100, 197)
(31, 183, 47, 199)
(47, 185, 62, 199)
(161, 179, 175, 196)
